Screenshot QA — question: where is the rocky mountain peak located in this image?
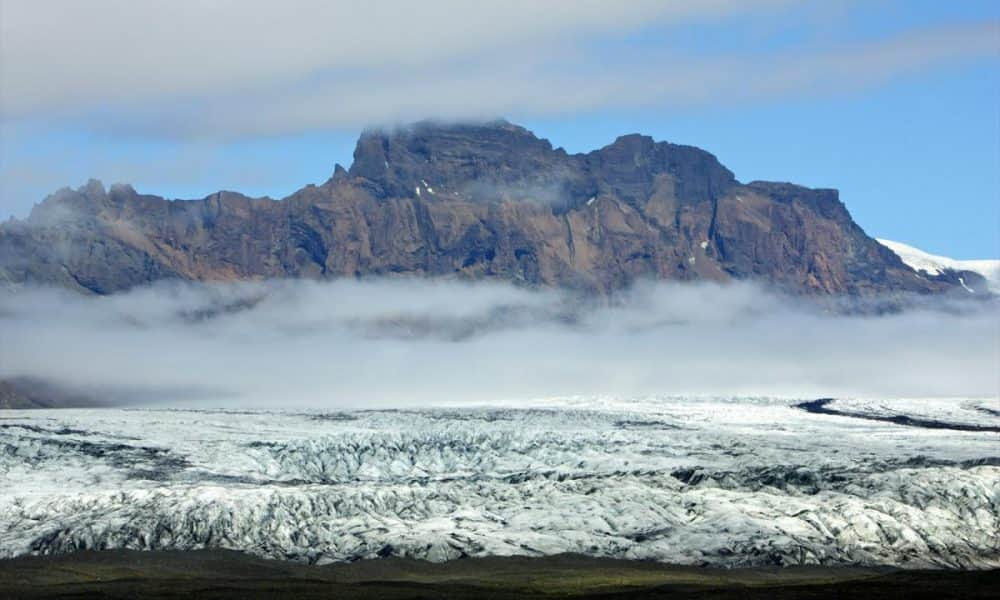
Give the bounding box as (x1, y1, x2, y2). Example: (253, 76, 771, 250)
(0, 119, 981, 296)
(27, 180, 107, 226)
(348, 119, 573, 202)
(81, 178, 107, 199)
(586, 135, 737, 207)
(346, 120, 738, 211)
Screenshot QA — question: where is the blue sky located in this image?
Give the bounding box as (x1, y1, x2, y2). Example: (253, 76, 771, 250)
(1, 0, 997, 258)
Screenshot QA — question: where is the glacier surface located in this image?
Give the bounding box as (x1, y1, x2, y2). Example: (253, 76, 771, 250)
(1, 397, 998, 568)
(877, 238, 1000, 292)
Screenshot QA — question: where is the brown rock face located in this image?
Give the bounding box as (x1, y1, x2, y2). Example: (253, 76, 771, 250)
(0, 120, 968, 295)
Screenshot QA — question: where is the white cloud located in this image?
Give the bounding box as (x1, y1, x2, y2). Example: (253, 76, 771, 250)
(2, 1, 995, 139)
(0, 1, 789, 117)
(193, 22, 999, 138)
(1, 278, 996, 407)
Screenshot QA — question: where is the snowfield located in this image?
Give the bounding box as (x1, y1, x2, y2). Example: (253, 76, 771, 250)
(878, 238, 1000, 291)
(1, 397, 998, 568)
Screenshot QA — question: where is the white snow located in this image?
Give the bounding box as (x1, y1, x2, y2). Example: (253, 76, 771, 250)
(877, 239, 1000, 291)
(586, 196, 596, 206)
(700, 241, 709, 250)
(2, 398, 995, 568)
(415, 187, 421, 197)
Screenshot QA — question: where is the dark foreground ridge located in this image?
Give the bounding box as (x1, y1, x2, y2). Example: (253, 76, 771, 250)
(796, 398, 1000, 433)
(0, 119, 987, 296)
(1, 549, 998, 599)
(0, 377, 103, 409)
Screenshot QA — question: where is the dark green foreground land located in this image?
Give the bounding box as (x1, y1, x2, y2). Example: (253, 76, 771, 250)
(1, 551, 998, 599)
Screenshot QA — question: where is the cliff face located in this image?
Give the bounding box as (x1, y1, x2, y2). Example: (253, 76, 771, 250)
(0, 120, 973, 295)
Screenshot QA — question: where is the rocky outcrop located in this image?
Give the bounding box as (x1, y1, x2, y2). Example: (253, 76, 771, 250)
(0, 119, 975, 295)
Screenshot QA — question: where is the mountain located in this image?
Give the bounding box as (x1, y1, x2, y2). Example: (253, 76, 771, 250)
(877, 239, 999, 293)
(0, 378, 98, 409)
(0, 120, 983, 295)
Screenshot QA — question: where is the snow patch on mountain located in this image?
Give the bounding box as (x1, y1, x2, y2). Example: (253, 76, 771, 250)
(878, 239, 1000, 291)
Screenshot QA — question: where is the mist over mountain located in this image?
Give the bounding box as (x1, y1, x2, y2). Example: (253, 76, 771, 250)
(0, 120, 986, 296)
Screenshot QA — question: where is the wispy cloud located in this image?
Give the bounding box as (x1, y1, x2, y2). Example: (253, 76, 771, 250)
(2, 1, 995, 140)
(0, 1, 792, 120)
(1, 279, 996, 407)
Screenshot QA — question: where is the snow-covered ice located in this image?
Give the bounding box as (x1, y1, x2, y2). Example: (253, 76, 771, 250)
(878, 239, 1000, 291)
(1, 397, 997, 567)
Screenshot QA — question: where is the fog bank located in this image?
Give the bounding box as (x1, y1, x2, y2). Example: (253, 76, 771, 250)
(1, 279, 996, 407)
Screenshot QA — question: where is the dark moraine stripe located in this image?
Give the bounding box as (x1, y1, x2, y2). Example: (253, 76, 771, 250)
(796, 398, 1000, 433)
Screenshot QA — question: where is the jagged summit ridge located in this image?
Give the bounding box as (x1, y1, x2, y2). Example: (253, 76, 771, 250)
(0, 119, 984, 295)
(347, 120, 737, 211)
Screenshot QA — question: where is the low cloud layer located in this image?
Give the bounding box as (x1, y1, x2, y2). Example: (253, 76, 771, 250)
(1, 279, 996, 408)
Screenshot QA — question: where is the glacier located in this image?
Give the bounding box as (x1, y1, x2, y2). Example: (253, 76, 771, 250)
(877, 238, 1000, 292)
(1, 396, 998, 568)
